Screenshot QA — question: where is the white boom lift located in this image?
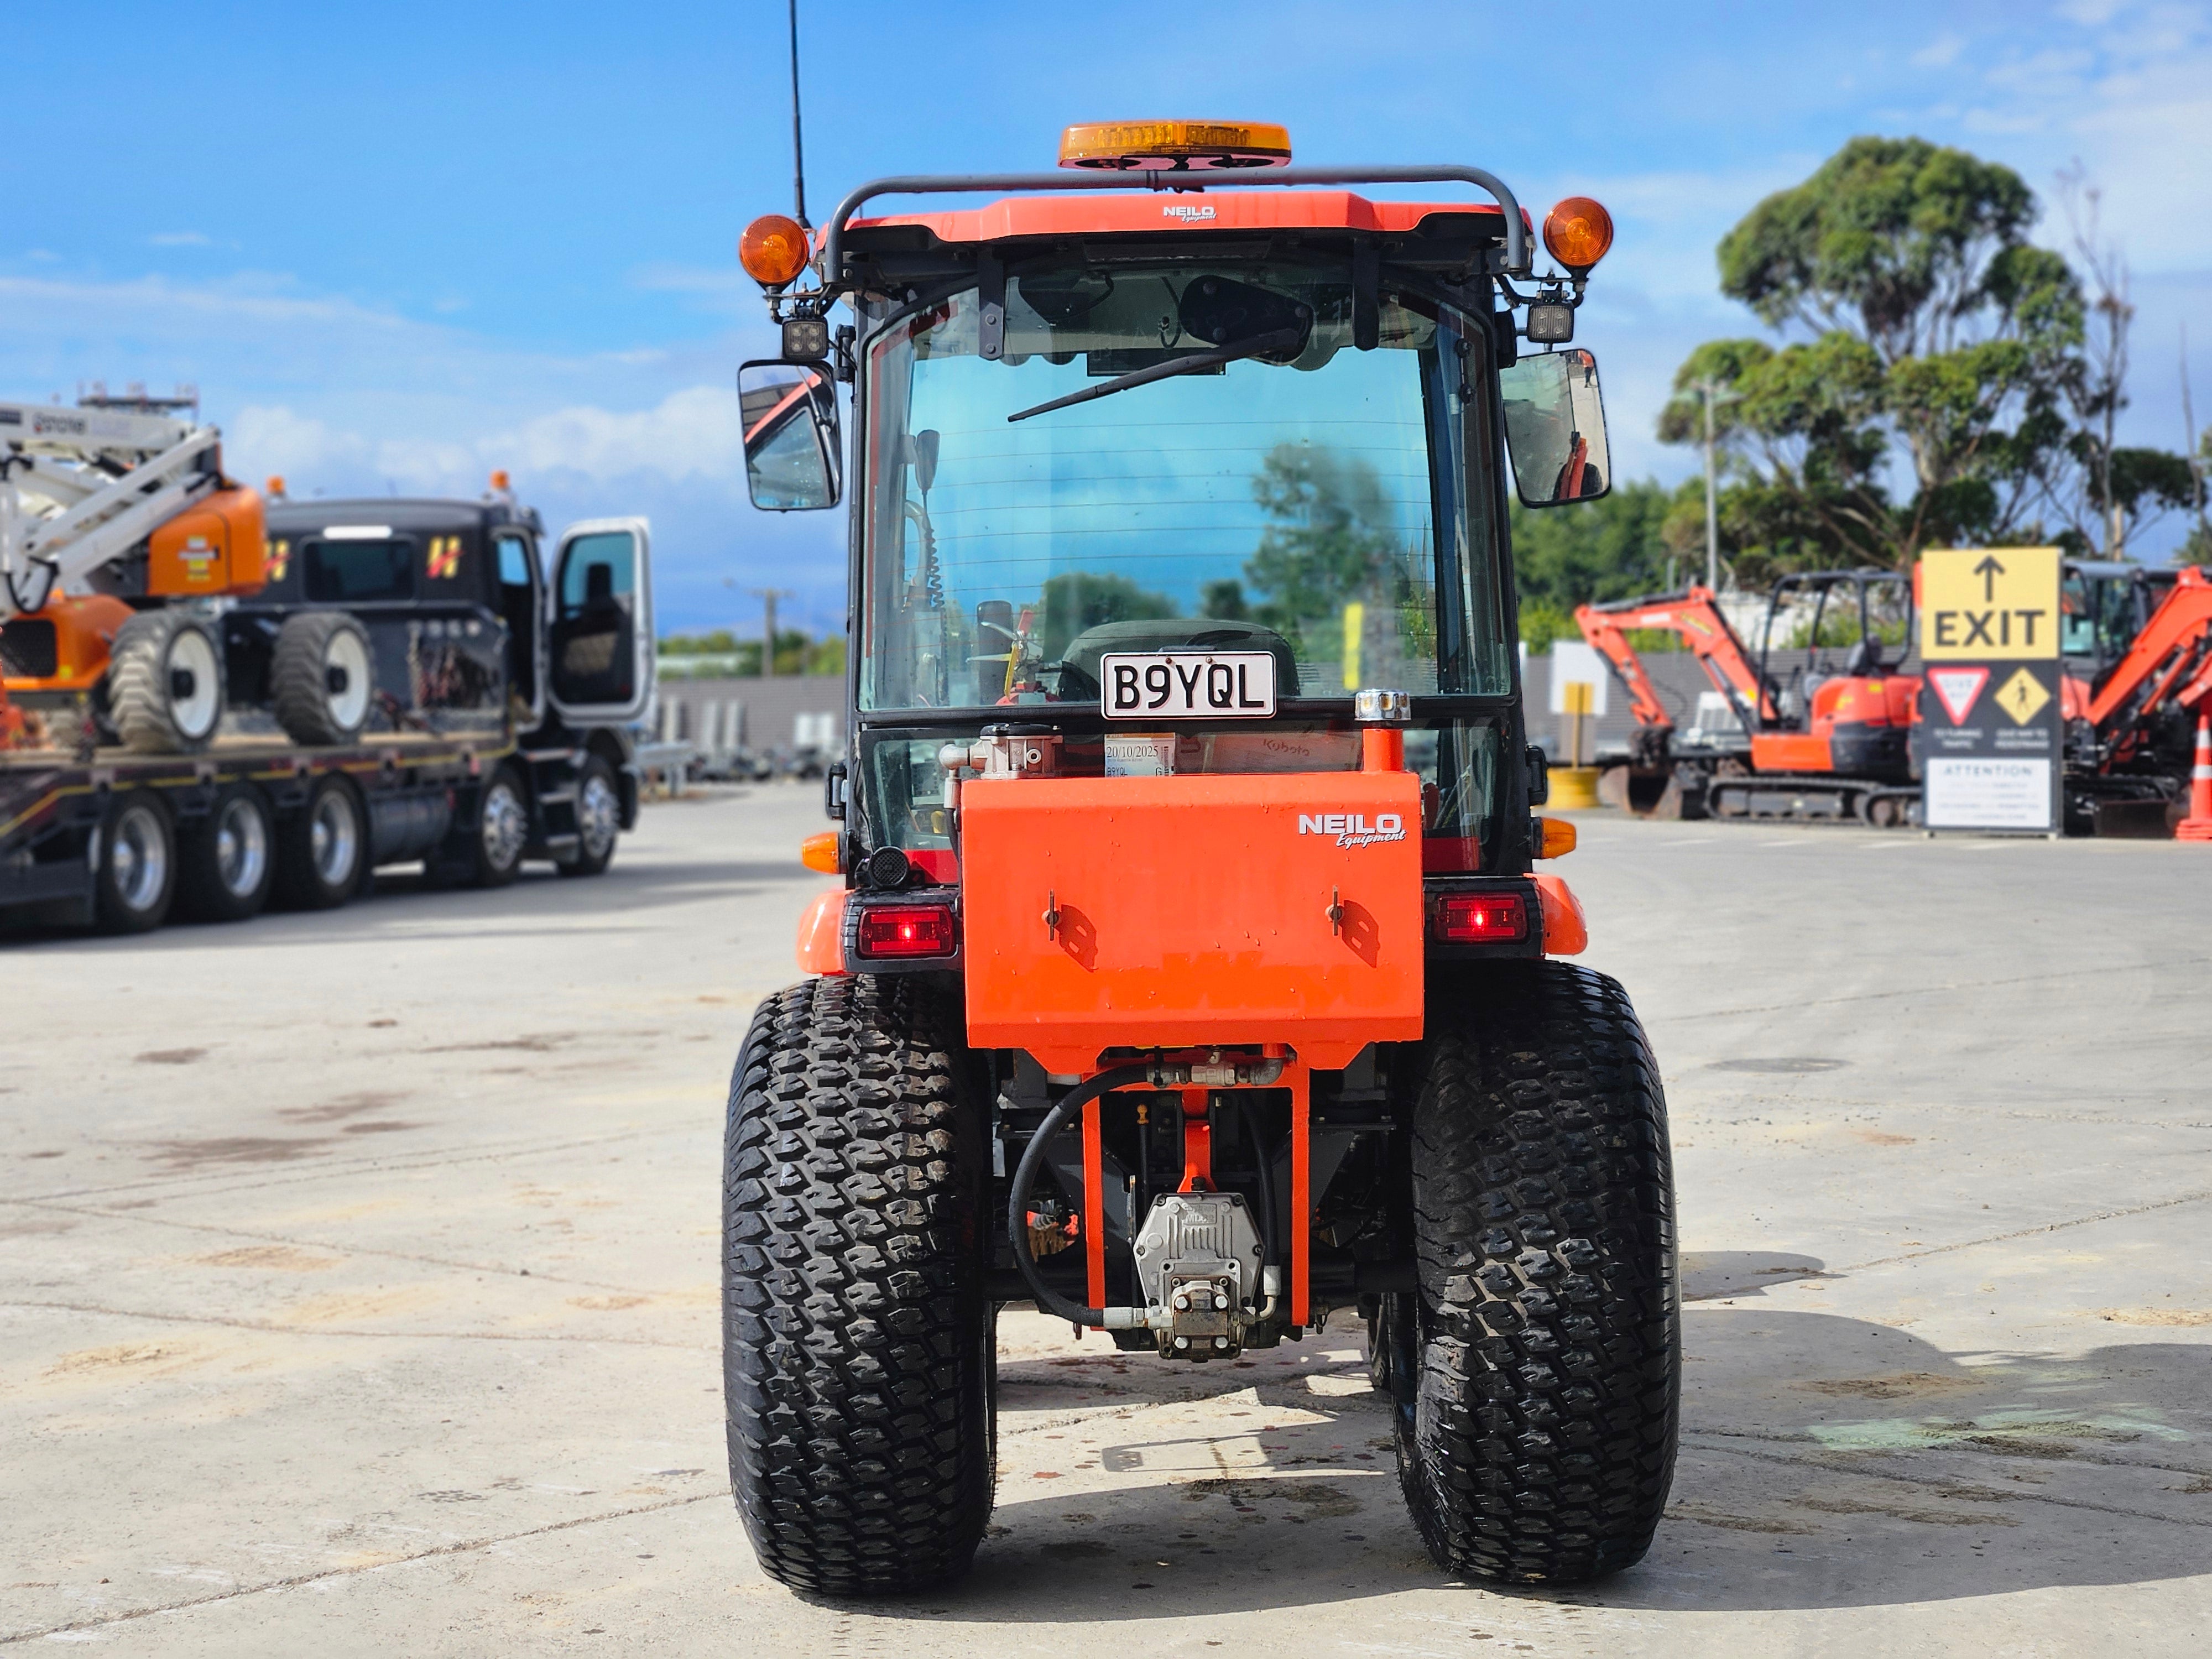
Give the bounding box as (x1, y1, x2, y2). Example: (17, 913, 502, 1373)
(0, 400, 235, 617)
(1, 396, 269, 753)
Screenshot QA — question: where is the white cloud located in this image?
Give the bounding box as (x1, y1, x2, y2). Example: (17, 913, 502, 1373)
(149, 231, 212, 247)
(1911, 33, 1968, 69)
(628, 262, 754, 317)
(234, 385, 744, 494)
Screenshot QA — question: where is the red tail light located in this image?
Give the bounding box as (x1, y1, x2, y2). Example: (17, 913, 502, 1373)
(1433, 891, 1527, 943)
(855, 903, 958, 959)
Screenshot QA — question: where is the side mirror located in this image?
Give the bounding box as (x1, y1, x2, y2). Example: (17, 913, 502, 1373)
(738, 361, 841, 511)
(1499, 348, 1611, 508)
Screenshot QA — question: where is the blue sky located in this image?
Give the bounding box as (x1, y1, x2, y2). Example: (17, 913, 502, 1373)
(11, 1, 2211, 634)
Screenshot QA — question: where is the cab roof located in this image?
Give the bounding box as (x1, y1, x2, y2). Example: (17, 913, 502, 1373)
(849, 189, 1515, 244)
(838, 190, 1521, 288)
(264, 497, 543, 536)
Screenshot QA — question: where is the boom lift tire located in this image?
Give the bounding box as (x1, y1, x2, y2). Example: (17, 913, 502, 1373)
(272, 773, 364, 911)
(555, 754, 620, 878)
(107, 610, 225, 754)
(270, 611, 374, 747)
(1383, 961, 1678, 1585)
(93, 790, 178, 933)
(175, 782, 275, 923)
(722, 975, 996, 1596)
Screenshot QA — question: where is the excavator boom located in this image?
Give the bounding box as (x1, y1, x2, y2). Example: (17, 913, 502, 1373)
(2083, 566, 2212, 735)
(1573, 585, 1776, 733)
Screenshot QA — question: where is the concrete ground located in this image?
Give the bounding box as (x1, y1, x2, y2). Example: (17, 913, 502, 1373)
(3, 789, 2210, 1655)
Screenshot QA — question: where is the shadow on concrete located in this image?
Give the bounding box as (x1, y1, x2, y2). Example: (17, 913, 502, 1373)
(843, 1297, 2212, 1621)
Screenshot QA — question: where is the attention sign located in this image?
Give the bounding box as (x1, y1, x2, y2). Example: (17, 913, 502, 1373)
(1917, 548, 2063, 833)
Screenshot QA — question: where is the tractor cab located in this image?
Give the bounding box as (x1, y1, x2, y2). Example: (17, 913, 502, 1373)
(2061, 559, 2179, 687)
(740, 135, 1618, 890)
(720, 122, 1678, 1599)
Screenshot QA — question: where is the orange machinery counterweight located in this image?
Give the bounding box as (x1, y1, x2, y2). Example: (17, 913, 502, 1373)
(959, 769, 1425, 1078)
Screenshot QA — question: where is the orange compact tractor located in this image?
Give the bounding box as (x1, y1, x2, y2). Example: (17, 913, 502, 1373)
(1577, 570, 1921, 825)
(721, 122, 1678, 1595)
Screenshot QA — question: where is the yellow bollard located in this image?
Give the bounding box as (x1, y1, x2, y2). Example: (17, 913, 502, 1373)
(1547, 680, 1600, 806)
(1547, 765, 1601, 808)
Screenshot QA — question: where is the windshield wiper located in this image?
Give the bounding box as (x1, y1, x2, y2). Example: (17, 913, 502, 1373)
(1005, 325, 1307, 424)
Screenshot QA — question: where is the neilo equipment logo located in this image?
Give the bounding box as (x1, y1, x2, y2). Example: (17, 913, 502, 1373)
(1163, 204, 1217, 222)
(1298, 811, 1406, 848)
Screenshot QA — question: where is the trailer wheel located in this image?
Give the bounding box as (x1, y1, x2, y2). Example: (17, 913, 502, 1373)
(471, 763, 529, 888)
(556, 754, 620, 878)
(273, 773, 364, 910)
(175, 783, 275, 922)
(1391, 961, 1679, 1585)
(270, 611, 374, 747)
(107, 611, 224, 754)
(723, 975, 995, 1596)
(93, 790, 177, 933)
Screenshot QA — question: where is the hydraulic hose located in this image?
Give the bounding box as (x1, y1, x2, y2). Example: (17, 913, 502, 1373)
(1005, 1063, 1154, 1327)
(1236, 1094, 1280, 1274)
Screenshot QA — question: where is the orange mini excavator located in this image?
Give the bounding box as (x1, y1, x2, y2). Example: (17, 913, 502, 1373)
(2060, 562, 2212, 832)
(1575, 570, 1921, 825)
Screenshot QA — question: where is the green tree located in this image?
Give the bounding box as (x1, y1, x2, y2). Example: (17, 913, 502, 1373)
(659, 628, 740, 656)
(1038, 572, 1177, 660)
(1509, 480, 1677, 646)
(1662, 135, 2108, 575)
(2039, 168, 2203, 559)
(1240, 444, 1396, 651)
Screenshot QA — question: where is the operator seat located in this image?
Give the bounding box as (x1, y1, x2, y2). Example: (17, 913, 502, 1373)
(1055, 617, 1301, 701)
(1843, 637, 1885, 677)
(552, 561, 634, 705)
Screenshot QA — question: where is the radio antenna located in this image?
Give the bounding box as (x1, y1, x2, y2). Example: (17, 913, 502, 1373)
(787, 0, 810, 230)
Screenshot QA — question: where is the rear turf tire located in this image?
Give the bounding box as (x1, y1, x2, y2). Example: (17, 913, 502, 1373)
(722, 974, 995, 1596)
(1389, 961, 1679, 1585)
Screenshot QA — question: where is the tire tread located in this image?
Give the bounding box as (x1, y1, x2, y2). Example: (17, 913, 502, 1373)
(723, 974, 993, 1596)
(1396, 960, 1679, 1585)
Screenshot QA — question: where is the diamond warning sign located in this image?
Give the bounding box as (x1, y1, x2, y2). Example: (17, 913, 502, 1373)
(1927, 665, 1989, 726)
(1995, 666, 2051, 725)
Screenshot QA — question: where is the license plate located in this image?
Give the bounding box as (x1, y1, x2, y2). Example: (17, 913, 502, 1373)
(1099, 651, 1276, 719)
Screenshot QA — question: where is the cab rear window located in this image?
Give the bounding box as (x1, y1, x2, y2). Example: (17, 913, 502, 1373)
(303, 539, 414, 603)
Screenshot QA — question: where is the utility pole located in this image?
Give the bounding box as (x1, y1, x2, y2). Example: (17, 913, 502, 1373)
(2184, 324, 2208, 547)
(1695, 380, 1741, 592)
(752, 587, 795, 677)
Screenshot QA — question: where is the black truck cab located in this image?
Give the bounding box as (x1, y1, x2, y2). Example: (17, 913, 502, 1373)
(246, 491, 658, 870)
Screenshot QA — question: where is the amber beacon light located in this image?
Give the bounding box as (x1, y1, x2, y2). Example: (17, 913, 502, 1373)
(1542, 196, 1615, 273)
(740, 214, 812, 289)
(1058, 119, 1293, 170)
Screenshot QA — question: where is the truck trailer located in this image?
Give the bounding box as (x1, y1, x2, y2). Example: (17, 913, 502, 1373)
(0, 487, 656, 932)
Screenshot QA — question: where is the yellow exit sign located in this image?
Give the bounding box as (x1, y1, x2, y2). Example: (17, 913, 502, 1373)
(1918, 547, 2060, 660)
